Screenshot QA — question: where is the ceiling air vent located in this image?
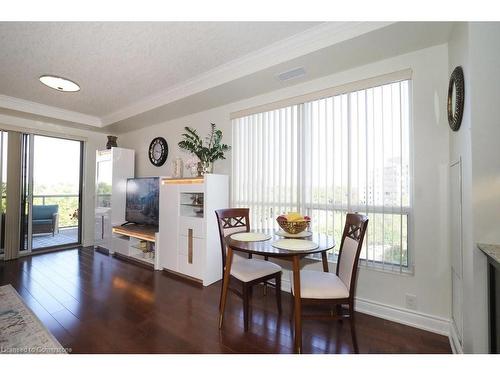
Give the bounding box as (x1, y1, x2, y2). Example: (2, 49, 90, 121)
(276, 67, 306, 82)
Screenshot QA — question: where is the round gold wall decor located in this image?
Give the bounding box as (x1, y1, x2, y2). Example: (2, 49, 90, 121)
(447, 66, 465, 131)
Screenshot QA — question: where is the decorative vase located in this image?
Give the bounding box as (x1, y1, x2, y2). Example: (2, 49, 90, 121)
(172, 157, 184, 178)
(190, 165, 198, 177)
(106, 135, 118, 149)
(197, 161, 213, 176)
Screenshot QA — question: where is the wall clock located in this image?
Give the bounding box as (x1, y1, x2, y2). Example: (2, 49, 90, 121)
(447, 66, 465, 131)
(148, 137, 169, 166)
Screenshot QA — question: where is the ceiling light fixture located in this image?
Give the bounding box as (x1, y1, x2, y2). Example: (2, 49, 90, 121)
(39, 75, 80, 92)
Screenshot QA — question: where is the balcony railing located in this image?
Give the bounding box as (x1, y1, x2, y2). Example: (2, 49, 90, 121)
(32, 194, 79, 229)
(2, 193, 111, 230)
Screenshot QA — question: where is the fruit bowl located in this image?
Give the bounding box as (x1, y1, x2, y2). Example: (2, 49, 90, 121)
(276, 213, 310, 234)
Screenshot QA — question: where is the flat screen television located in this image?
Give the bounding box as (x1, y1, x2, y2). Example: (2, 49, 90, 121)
(125, 177, 160, 226)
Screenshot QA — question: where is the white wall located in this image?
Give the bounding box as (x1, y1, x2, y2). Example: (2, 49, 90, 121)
(470, 23, 500, 246)
(0, 113, 107, 247)
(448, 22, 474, 353)
(447, 22, 500, 353)
(120, 44, 452, 330)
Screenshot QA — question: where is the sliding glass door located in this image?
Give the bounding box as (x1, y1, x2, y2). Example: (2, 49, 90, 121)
(20, 134, 83, 252)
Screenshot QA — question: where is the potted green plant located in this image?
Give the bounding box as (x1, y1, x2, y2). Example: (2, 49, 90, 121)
(178, 123, 230, 175)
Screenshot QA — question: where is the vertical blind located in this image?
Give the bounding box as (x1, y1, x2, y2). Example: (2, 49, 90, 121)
(232, 79, 411, 271)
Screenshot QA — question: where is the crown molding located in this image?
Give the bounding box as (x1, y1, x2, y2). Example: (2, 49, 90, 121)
(101, 21, 393, 125)
(0, 22, 392, 129)
(0, 95, 102, 127)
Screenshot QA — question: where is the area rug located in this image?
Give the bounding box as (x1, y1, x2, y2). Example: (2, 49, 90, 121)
(0, 284, 66, 354)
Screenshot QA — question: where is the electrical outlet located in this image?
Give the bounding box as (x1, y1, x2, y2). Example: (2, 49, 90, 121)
(405, 294, 417, 310)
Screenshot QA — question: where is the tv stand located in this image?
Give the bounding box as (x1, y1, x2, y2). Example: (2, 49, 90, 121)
(111, 224, 160, 269)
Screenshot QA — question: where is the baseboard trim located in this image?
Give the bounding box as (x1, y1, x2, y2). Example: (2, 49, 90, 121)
(281, 279, 450, 337)
(354, 297, 450, 336)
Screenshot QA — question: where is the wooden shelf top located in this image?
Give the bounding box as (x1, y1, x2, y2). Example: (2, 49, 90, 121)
(162, 177, 204, 185)
(112, 225, 157, 242)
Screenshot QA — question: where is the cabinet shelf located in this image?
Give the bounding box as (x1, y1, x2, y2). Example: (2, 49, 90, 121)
(128, 252, 155, 265)
(180, 192, 205, 218)
(129, 244, 154, 252)
(111, 224, 159, 270)
(112, 225, 157, 242)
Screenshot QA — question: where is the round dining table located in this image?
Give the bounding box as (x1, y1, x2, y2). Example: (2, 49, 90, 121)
(218, 229, 335, 354)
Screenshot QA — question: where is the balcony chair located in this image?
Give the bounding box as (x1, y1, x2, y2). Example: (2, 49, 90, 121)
(32, 204, 59, 236)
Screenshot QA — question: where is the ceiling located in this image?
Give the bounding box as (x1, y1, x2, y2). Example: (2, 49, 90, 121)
(0, 21, 455, 133)
(0, 22, 318, 116)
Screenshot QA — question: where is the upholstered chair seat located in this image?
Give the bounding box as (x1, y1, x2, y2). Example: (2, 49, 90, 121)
(292, 270, 349, 299)
(231, 258, 282, 283)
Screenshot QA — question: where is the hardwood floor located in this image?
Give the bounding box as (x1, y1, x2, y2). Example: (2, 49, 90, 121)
(0, 247, 451, 354)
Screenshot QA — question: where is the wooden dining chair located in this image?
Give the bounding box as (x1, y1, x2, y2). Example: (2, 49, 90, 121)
(215, 208, 282, 331)
(291, 212, 369, 353)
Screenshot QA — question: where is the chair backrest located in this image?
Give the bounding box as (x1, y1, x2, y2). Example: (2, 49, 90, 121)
(336, 213, 369, 297)
(215, 208, 250, 270)
(32, 205, 58, 220)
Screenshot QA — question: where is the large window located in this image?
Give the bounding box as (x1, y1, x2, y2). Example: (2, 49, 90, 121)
(232, 78, 411, 272)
